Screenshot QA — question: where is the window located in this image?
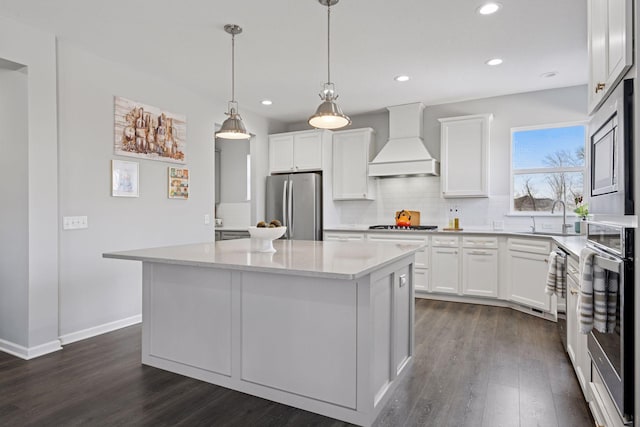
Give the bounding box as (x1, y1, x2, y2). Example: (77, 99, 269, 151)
(511, 123, 586, 213)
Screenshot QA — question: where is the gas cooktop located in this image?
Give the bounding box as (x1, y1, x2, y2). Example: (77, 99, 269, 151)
(369, 225, 438, 231)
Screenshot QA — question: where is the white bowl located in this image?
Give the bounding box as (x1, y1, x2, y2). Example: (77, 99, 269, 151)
(247, 226, 286, 252)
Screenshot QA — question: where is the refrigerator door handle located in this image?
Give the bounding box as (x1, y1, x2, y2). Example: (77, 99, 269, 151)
(289, 180, 294, 238)
(282, 180, 288, 238)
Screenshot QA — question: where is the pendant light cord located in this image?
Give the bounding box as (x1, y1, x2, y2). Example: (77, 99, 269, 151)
(231, 32, 236, 104)
(327, 2, 331, 84)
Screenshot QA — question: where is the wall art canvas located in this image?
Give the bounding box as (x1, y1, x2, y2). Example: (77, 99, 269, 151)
(168, 167, 189, 199)
(114, 96, 187, 164)
(112, 160, 139, 197)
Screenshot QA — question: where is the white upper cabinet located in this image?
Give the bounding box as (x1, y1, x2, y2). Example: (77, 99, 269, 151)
(269, 130, 328, 173)
(439, 114, 492, 198)
(588, 0, 633, 113)
(332, 128, 376, 200)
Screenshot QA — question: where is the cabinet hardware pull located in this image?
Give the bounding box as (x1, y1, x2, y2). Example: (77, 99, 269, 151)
(570, 288, 578, 295)
(544, 258, 548, 263)
(470, 251, 489, 255)
(595, 82, 605, 93)
(399, 274, 407, 287)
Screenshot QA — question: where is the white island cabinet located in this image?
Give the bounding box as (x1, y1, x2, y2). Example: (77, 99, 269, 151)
(104, 239, 421, 427)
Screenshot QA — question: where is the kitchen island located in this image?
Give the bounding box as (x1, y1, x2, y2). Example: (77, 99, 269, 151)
(103, 238, 422, 427)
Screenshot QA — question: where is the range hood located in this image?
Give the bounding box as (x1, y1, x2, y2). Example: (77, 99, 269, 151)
(368, 103, 439, 177)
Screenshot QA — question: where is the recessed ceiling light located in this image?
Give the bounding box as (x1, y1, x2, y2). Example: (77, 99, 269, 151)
(540, 71, 558, 78)
(261, 99, 273, 106)
(485, 58, 503, 66)
(477, 3, 502, 15)
(394, 75, 410, 82)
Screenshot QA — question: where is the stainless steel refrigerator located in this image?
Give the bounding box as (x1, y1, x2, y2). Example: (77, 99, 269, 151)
(266, 173, 322, 240)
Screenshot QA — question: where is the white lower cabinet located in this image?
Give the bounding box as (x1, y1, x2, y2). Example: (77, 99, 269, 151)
(462, 248, 498, 297)
(461, 236, 498, 297)
(566, 255, 590, 398)
(507, 238, 551, 311)
(431, 236, 460, 294)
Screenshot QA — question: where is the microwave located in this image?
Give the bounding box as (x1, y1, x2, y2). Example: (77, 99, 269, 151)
(589, 79, 634, 216)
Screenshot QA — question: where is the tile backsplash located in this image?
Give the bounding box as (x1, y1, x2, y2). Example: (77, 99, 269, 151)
(333, 176, 568, 232)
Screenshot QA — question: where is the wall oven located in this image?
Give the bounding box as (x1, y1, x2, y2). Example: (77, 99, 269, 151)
(589, 79, 634, 216)
(586, 221, 634, 424)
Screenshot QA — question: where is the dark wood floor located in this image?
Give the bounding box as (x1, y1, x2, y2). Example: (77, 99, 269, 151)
(0, 299, 593, 427)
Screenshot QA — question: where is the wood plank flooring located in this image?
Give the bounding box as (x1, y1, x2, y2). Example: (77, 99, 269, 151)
(0, 299, 593, 426)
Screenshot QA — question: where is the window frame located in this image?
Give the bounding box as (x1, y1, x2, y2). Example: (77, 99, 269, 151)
(509, 120, 588, 215)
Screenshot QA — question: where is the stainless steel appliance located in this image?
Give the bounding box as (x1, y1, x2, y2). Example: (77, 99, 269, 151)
(589, 79, 634, 216)
(266, 173, 322, 240)
(586, 221, 634, 424)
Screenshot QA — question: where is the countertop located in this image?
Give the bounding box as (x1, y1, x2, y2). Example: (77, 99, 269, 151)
(104, 239, 423, 280)
(552, 235, 588, 258)
(215, 226, 249, 232)
(325, 225, 589, 258)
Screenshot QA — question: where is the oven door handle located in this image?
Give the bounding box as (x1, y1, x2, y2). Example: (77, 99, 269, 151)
(593, 254, 623, 274)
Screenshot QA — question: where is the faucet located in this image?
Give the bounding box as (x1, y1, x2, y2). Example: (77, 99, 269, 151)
(551, 200, 572, 234)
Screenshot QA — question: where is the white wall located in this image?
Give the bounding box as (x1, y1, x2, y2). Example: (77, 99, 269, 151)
(56, 41, 280, 340)
(0, 16, 59, 357)
(0, 64, 29, 347)
(290, 86, 588, 231)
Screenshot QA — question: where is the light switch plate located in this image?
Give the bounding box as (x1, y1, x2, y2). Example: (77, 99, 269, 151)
(492, 220, 504, 231)
(63, 216, 88, 230)
(204, 214, 211, 225)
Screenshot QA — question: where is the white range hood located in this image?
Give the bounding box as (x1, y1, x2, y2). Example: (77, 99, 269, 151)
(368, 103, 439, 177)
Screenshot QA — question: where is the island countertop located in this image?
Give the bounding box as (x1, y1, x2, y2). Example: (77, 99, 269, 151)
(103, 239, 423, 280)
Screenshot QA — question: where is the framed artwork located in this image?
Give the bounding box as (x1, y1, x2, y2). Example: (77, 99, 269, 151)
(114, 96, 187, 164)
(168, 167, 189, 199)
(111, 160, 139, 197)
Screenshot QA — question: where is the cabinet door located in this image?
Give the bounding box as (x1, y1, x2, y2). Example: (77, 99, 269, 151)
(588, 0, 608, 110)
(293, 132, 323, 172)
(507, 251, 551, 311)
(431, 247, 459, 294)
(439, 114, 492, 198)
(414, 268, 429, 292)
(462, 249, 498, 297)
(333, 128, 375, 200)
(566, 279, 578, 366)
(333, 128, 374, 200)
(588, 0, 632, 112)
(394, 265, 412, 375)
(605, 0, 632, 90)
(269, 134, 294, 173)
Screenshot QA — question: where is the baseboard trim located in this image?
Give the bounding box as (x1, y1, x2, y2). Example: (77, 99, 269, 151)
(0, 338, 62, 360)
(415, 292, 557, 321)
(59, 314, 142, 345)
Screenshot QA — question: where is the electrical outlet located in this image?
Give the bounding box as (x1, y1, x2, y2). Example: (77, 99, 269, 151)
(204, 214, 211, 225)
(492, 220, 504, 231)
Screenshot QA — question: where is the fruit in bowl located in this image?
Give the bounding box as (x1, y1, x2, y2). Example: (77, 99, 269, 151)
(248, 223, 286, 252)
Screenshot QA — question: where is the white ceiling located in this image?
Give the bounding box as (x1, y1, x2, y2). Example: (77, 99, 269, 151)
(0, 0, 587, 124)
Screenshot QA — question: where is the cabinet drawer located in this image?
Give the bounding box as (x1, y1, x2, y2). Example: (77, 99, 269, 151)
(507, 238, 550, 255)
(324, 232, 366, 242)
(462, 236, 498, 249)
(432, 235, 459, 247)
(368, 233, 429, 266)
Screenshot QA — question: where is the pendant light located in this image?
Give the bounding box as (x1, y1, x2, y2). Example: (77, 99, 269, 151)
(216, 24, 251, 140)
(308, 0, 351, 130)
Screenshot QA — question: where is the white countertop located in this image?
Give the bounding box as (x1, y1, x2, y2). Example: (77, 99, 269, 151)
(552, 235, 588, 258)
(104, 239, 423, 280)
(324, 226, 580, 238)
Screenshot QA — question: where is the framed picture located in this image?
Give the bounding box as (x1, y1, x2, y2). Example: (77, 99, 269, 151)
(168, 167, 189, 199)
(114, 96, 187, 164)
(111, 160, 139, 197)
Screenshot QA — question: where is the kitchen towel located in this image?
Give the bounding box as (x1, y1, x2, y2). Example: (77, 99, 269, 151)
(578, 247, 618, 334)
(545, 251, 566, 297)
